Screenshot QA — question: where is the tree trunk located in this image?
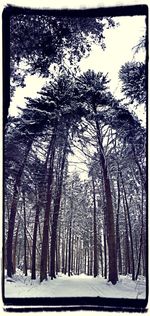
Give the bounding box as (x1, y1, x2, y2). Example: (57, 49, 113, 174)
(90, 247, 93, 276)
(12, 219, 20, 274)
(121, 171, 135, 280)
(6, 140, 32, 277)
(64, 230, 68, 275)
(68, 220, 72, 276)
(99, 234, 103, 277)
(61, 238, 65, 274)
(23, 190, 27, 276)
(87, 245, 90, 275)
(50, 135, 68, 279)
(31, 189, 40, 279)
(56, 227, 61, 274)
(116, 171, 122, 274)
(92, 176, 98, 277)
(93, 104, 118, 284)
(40, 131, 56, 282)
(71, 234, 74, 273)
(131, 143, 146, 192)
(104, 231, 107, 279)
(75, 236, 79, 275)
(122, 195, 131, 275)
(136, 192, 144, 280)
(84, 248, 87, 275)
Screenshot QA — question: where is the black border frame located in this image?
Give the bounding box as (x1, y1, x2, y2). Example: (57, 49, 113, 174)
(2, 4, 149, 312)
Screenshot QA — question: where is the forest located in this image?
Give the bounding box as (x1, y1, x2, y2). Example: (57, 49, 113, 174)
(4, 6, 147, 298)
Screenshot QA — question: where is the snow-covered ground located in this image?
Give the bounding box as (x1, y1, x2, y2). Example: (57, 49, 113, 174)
(4, 270, 146, 299)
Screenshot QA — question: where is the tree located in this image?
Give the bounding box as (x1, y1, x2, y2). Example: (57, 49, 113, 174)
(6, 134, 33, 277)
(50, 131, 68, 279)
(119, 32, 146, 106)
(89, 165, 98, 278)
(76, 70, 118, 284)
(8, 9, 115, 96)
(119, 62, 146, 105)
(5, 79, 57, 277)
(40, 129, 57, 282)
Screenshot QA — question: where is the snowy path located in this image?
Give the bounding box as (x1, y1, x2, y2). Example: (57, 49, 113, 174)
(5, 273, 146, 299)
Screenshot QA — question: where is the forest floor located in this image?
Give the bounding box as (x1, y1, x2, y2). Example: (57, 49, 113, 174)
(4, 270, 146, 299)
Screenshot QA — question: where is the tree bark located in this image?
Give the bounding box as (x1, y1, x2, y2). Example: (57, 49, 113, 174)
(6, 140, 32, 277)
(61, 238, 65, 274)
(40, 131, 56, 282)
(123, 195, 131, 275)
(64, 230, 68, 275)
(50, 135, 68, 279)
(68, 188, 73, 277)
(75, 236, 79, 275)
(92, 176, 98, 277)
(31, 188, 40, 279)
(99, 234, 103, 277)
(12, 219, 20, 274)
(131, 143, 146, 192)
(104, 230, 107, 279)
(87, 247, 90, 276)
(68, 220, 72, 276)
(84, 248, 87, 275)
(116, 171, 122, 274)
(23, 190, 27, 276)
(93, 104, 118, 284)
(71, 234, 74, 273)
(136, 192, 144, 280)
(120, 171, 135, 280)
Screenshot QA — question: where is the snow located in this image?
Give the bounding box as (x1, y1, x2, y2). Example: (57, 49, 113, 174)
(4, 271, 146, 299)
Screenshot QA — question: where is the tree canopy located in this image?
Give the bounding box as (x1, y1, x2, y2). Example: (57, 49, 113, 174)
(10, 13, 115, 96)
(119, 61, 146, 105)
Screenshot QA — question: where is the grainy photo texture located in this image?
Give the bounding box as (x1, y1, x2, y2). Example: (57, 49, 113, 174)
(2, 4, 148, 312)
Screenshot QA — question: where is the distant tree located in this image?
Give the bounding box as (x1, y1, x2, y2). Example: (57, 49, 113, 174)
(119, 32, 147, 106)
(119, 62, 146, 105)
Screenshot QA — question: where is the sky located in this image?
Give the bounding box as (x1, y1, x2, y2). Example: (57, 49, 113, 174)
(9, 15, 146, 180)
